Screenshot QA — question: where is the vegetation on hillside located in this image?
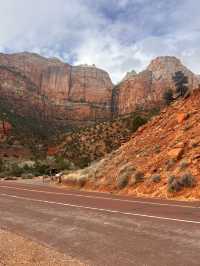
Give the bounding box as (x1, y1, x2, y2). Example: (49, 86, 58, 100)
(0, 156, 75, 179)
(54, 107, 160, 168)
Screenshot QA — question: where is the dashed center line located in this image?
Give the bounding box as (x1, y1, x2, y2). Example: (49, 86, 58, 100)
(0, 193, 200, 225)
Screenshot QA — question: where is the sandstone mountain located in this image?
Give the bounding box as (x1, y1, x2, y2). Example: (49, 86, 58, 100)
(1, 53, 200, 134)
(114, 56, 200, 116)
(63, 89, 200, 200)
(0, 52, 113, 131)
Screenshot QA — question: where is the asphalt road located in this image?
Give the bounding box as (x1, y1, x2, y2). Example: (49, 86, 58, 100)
(0, 180, 200, 266)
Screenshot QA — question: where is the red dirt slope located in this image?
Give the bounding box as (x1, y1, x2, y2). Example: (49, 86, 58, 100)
(63, 89, 200, 200)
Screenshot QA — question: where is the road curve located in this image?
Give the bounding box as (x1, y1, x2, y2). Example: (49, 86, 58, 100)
(0, 180, 200, 266)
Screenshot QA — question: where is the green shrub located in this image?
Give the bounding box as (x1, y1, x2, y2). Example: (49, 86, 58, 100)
(79, 156, 91, 169)
(54, 156, 74, 171)
(9, 163, 24, 177)
(131, 115, 147, 132)
(33, 161, 50, 176)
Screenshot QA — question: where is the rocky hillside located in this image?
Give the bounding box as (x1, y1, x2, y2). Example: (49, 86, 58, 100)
(114, 56, 200, 116)
(63, 89, 200, 200)
(48, 109, 158, 168)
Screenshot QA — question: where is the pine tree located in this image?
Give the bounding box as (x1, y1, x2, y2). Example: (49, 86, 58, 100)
(163, 89, 174, 105)
(172, 71, 188, 97)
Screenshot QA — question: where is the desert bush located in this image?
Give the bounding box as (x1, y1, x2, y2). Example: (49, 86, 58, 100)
(167, 173, 196, 193)
(179, 173, 196, 188)
(167, 176, 181, 192)
(116, 163, 136, 189)
(130, 171, 144, 186)
(151, 175, 161, 183)
(116, 174, 129, 189)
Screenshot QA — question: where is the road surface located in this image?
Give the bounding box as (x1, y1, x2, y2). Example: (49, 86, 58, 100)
(0, 180, 200, 266)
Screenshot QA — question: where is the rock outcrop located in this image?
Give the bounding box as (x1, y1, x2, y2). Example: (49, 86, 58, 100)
(114, 56, 200, 116)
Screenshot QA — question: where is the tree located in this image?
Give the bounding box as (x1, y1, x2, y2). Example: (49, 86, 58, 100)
(172, 71, 188, 97)
(163, 89, 174, 105)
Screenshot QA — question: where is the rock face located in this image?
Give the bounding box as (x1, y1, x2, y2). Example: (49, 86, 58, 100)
(0, 52, 113, 129)
(114, 56, 200, 116)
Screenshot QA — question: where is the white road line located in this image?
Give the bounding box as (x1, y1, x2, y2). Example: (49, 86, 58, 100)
(0, 193, 200, 225)
(0, 184, 199, 209)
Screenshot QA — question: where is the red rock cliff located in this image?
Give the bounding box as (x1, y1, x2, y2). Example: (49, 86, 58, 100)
(114, 56, 200, 116)
(0, 52, 113, 128)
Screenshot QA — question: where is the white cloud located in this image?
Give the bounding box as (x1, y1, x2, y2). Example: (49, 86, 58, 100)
(0, 0, 200, 83)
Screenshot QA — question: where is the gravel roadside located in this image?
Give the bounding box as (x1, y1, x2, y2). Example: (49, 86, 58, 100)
(0, 229, 86, 266)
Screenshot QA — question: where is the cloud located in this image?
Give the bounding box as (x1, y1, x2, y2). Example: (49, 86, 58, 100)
(0, 0, 200, 83)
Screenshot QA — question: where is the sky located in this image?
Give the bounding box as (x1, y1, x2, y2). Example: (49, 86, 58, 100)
(0, 0, 200, 83)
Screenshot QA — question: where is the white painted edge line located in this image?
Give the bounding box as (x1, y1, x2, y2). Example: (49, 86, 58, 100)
(0, 184, 199, 209)
(1, 193, 200, 225)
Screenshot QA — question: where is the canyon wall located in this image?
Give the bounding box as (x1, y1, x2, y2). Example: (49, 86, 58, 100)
(0, 52, 113, 129)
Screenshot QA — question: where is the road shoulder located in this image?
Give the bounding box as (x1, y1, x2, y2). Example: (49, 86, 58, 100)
(0, 229, 85, 266)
